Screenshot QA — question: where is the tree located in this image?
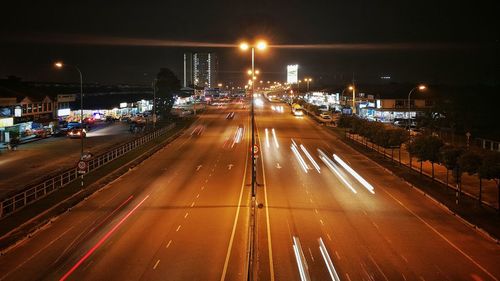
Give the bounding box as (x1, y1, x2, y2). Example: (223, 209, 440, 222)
(408, 135, 426, 174)
(459, 150, 483, 203)
(156, 68, 181, 119)
(478, 151, 500, 207)
(387, 129, 408, 163)
(420, 135, 444, 179)
(439, 145, 464, 187)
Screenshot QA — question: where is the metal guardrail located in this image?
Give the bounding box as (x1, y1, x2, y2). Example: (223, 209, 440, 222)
(0, 124, 175, 219)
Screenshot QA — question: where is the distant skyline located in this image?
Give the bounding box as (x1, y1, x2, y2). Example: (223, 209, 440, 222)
(1, 1, 498, 86)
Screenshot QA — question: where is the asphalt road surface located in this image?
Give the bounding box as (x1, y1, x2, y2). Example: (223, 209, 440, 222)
(0, 103, 252, 281)
(253, 98, 500, 281)
(0, 99, 499, 281)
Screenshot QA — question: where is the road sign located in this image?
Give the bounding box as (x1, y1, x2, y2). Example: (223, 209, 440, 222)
(253, 145, 259, 155)
(77, 161, 87, 174)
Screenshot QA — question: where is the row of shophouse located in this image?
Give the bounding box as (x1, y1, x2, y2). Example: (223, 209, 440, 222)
(302, 85, 433, 123)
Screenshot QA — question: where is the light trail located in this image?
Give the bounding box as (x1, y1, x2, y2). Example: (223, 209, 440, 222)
(318, 149, 357, 194)
(318, 238, 341, 281)
(271, 128, 280, 148)
(291, 145, 309, 173)
(300, 144, 320, 173)
(59, 194, 150, 281)
(4, 33, 481, 51)
(292, 236, 311, 281)
(333, 154, 375, 194)
(265, 128, 270, 148)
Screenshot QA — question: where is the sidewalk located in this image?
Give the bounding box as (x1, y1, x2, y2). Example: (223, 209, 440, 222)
(346, 132, 499, 210)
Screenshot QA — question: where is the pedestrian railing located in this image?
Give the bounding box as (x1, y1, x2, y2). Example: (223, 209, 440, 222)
(0, 124, 175, 219)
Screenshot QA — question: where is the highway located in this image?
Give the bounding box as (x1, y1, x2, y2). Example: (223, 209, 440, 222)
(253, 98, 500, 281)
(0, 98, 499, 281)
(0, 104, 252, 281)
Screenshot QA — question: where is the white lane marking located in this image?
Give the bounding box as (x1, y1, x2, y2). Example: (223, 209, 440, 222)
(346, 273, 352, 281)
(153, 259, 160, 269)
(369, 254, 389, 281)
(196, 165, 202, 171)
(327, 233, 332, 241)
(166, 240, 172, 248)
(184, 212, 189, 218)
(176, 225, 182, 232)
(308, 247, 315, 262)
(190, 202, 195, 207)
(196, 194, 200, 198)
(309, 198, 313, 203)
(381, 186, 499, 281)
(320, 219, 325, 226)
(228, 164, 234, 170)
(205, 179, 209, 183)
(276, 163, 282, 169)
(335, 251, 341, 260)
(314, 209, 319, 214)
(220, 116, 250, 281)
(209, 173, 212, 177)
(201, 186, 205, 190)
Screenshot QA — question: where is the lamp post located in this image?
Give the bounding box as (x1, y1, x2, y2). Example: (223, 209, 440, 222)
(407, 85, 426, 131)
(54, 62, 84, 159)
(304, 78, 312, 92)
(350, 85, 356, 115)
(239, 40, 267, 200)
(152, 78, 157, 129)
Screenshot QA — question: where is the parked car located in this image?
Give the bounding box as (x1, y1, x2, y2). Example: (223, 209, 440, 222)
(319, 113, 332, 122)
(67, 128, 86, 138)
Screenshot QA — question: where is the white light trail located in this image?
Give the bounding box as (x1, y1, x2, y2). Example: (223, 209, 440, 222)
(300, 144, 320, 173)
(272, 128, 280, 149)
(265, 128, 270, 148)
(318, 149, 357, 194)
(318, 238, 341, 281)
(292, 145, 309, 173)
(293, 236, 311, 281)
(333, 154, 375, 194)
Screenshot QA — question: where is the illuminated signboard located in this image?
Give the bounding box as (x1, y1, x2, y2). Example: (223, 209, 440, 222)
(120, 102, 128, 108)
(0, 117, 14, 127)
(57, 108, 71, 117)
(287, 64, 298, 84)
(15, 107, 22, 117)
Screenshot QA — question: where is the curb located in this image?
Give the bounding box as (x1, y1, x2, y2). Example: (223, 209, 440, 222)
(340, 133, 499, 244)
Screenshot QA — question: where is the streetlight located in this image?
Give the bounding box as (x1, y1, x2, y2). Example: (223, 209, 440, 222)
(152, 78, 158, 128)
(54, 61, 84, 159)
(304, 78, 312, 91)
(239, 40, 267, 200)
(407, 85, 426, 130)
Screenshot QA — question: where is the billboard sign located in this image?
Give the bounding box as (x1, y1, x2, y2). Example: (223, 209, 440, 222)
(287, 64, 298, 84)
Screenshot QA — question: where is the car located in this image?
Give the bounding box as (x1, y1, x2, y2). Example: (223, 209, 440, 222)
(319, 113, 332, 120)
(67, 128, 86, 138)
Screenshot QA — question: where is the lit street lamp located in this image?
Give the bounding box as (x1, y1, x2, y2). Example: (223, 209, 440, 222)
(304, 78, 312, 92)
(407, 85, 426, 130)
(239, 40, 267, 200)
(54, 61, 84, 159)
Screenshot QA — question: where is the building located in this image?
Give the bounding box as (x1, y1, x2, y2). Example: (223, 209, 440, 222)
(184, 52, 218, 88)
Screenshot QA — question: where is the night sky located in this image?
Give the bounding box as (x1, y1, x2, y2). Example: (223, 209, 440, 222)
(1, 0, 498, 86)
